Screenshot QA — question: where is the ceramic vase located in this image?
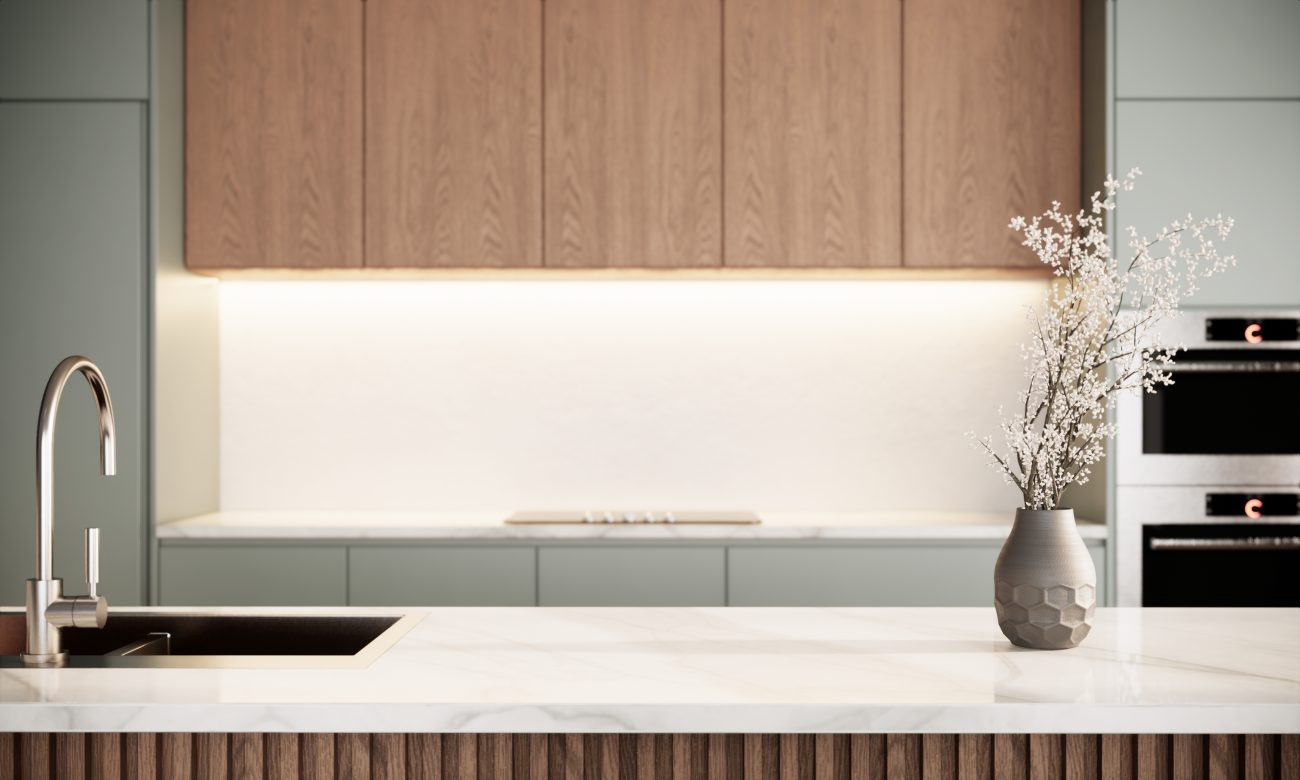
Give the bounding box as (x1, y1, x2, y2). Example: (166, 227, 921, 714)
(993, 508, 1096, 650)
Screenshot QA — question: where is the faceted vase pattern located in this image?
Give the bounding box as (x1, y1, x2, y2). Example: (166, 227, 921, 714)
(994, 509, 1097, 650)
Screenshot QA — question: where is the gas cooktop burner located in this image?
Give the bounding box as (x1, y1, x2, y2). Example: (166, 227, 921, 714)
(505, 510, 761, 525)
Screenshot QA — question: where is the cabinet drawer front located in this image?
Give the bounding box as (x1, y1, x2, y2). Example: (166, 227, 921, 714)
(159, 546, 346, 606)
(1116, 101, 1300, 307)
(1117, 0, 1300, 98)
(539, 547, 724, 606)
(349, 547, 536, 607)
(729, 545, 1107, 607)
(0, 0, 148, 99)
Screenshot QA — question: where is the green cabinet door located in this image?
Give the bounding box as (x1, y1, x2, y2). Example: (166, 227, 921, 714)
(349, 547, 536, 606)
(0, 103, 147, 606)
(1116, 101, 1300, 307)
(159, 545, 347, 606)
(1117, 0, 1300, 98)
(538, 547, 725, 606)
(728, 543, 1107, 607)
(0, 0, 149, 99)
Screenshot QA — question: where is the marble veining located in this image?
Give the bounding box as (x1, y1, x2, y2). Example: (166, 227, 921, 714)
(156, 511, 1109, 541)
(1, 607, 1295, 733)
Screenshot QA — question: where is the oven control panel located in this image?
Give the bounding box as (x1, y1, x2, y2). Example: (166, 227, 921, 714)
(1205, 317, 1300, 343)
(1206, 492, 1300, 518)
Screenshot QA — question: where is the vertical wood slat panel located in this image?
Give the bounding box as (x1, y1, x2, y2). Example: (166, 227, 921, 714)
(231, 733, 264, 780)
(513, 734, 548, 780)
(194, 734, 228, 780)
(1282, 735, 1300, 780)
(0, 734, 14, 780)
(54, 734, 87, 780)
(1208, 734, 1241, 780)
(19, 733, 50, 780)
(993, 735, 1027, 780)
(1100, 735, 1134, 780)
(124, 733, 157, 779)
(89, 733, 121, 780)
(480, 734, 512, 780)
(371, 734, 405, 780)
(1172, 735, 1205, 780)
(1027, 735, 1059, 780)
(743, 735, 777, 780)
(1062, 735, 1096, 780)
(887, 735, 922, 780)
(957, 734, 991, 780)
(444, 734, 477, 780)
(302, 734, 335, 780)
(1137, 734, 1170, 780)
(1246, 735, 1277, 779)
(266, 734, 300, 780)
(160, 733, 193, 780)
(780, 734, 814, 780)
(338, 733, 371, 780)
(922, 735, 955, 780)
(407, 734, 441, 780)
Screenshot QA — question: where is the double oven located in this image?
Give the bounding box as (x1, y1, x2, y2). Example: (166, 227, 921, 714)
(1115, 310, 1300, 606)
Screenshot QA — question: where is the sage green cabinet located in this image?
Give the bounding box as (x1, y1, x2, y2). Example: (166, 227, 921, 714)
(0, 103, 148, 606)
(349, 547, 535, 606)
(1116, 0, 1300, 98)
(728, 543, 1107, 607)
(538, 547, 725, 606)
(0, 0, 149, 99)
(1116, 101, 1300, 307)
(159, 546, 347, 606)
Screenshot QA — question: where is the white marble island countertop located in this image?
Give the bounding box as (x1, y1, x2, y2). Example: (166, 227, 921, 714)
(2, 607, 1295, 734)
(156, 510, 1108, 541)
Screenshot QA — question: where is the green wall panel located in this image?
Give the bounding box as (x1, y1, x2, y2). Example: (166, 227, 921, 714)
(0, 0, 149, 100)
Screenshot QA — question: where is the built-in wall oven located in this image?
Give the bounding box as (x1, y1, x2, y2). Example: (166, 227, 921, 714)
(1115, 310, 1300, 606)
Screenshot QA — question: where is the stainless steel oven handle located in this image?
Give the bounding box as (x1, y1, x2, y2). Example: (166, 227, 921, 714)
(1149, 536, 1300, 551)
(1165, 361, 1300, 373)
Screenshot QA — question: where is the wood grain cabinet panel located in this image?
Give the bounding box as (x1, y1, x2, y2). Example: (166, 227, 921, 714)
(902, 0, 1080, 268)
(544, 0, 722, 268)
(366, 0, 542, 268)
(724, 0, 901, 267)
(185, 0, 363, 269)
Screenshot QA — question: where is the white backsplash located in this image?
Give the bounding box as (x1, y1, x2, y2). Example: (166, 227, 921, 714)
(218, 280, 1047, 512)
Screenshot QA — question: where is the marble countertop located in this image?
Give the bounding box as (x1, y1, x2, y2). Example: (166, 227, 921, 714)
(2, 607, 1294, 734)
(156, 511, 1109, 541)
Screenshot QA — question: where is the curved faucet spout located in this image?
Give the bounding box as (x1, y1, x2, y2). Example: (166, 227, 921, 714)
(36, 356, 116, 582)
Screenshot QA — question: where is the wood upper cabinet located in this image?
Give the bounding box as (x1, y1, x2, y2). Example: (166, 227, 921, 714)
(724, 0, 901, 267)
(186, 0, 363, 269)
(903, 0, 1080, 268)
(366, 0, 542, 268)
(545, 0, 722, 268)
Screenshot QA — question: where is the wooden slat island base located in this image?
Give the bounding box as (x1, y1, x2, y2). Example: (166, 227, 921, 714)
(1, 733, 1297, 780)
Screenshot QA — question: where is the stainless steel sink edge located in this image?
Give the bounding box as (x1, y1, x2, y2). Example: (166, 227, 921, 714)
(0, 609, 423, 669)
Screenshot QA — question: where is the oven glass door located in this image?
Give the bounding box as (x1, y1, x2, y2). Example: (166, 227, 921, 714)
(1142, 524, 1300, 606)
(1142, 349, 1300, 455)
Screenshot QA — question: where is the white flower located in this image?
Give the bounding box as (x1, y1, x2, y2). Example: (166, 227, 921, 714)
(972, 170, 1235, 510)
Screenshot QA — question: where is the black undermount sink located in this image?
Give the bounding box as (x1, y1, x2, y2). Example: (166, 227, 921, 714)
(0, 611, 416, 667)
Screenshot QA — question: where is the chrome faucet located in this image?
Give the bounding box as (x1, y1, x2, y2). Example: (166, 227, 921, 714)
(22, 356, 114, 667)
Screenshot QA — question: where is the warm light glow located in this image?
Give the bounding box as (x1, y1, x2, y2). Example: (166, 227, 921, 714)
(1245, 323, 1263, 344)
(1244, 498, 1263, 519)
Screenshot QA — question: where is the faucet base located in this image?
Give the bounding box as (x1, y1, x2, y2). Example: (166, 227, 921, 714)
(19, 650, 69, 667)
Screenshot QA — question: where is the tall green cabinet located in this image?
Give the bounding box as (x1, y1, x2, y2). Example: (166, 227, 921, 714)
(0, 0, 151, 606)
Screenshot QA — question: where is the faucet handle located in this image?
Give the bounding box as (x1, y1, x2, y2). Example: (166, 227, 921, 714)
(84, 527, 100, 598)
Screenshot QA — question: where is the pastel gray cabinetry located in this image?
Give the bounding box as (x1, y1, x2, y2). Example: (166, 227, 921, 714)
(538, 547, 726, 606)
(1115, 101, 1300, 307)
(0, 0, 149, 99)
(1116, 0, 1300, 98)
(159, 546, 347, 606)
(728, 543, 1107, 607)
(0, 103, 147, 606)
(349, 547, 536, 606)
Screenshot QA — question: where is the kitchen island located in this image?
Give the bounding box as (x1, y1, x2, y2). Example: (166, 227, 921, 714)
(1, 607, 1297, 777)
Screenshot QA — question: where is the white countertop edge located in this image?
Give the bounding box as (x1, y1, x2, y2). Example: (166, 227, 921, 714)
(3, 703, 1293, 735)
(156, 511, 1109, 542)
